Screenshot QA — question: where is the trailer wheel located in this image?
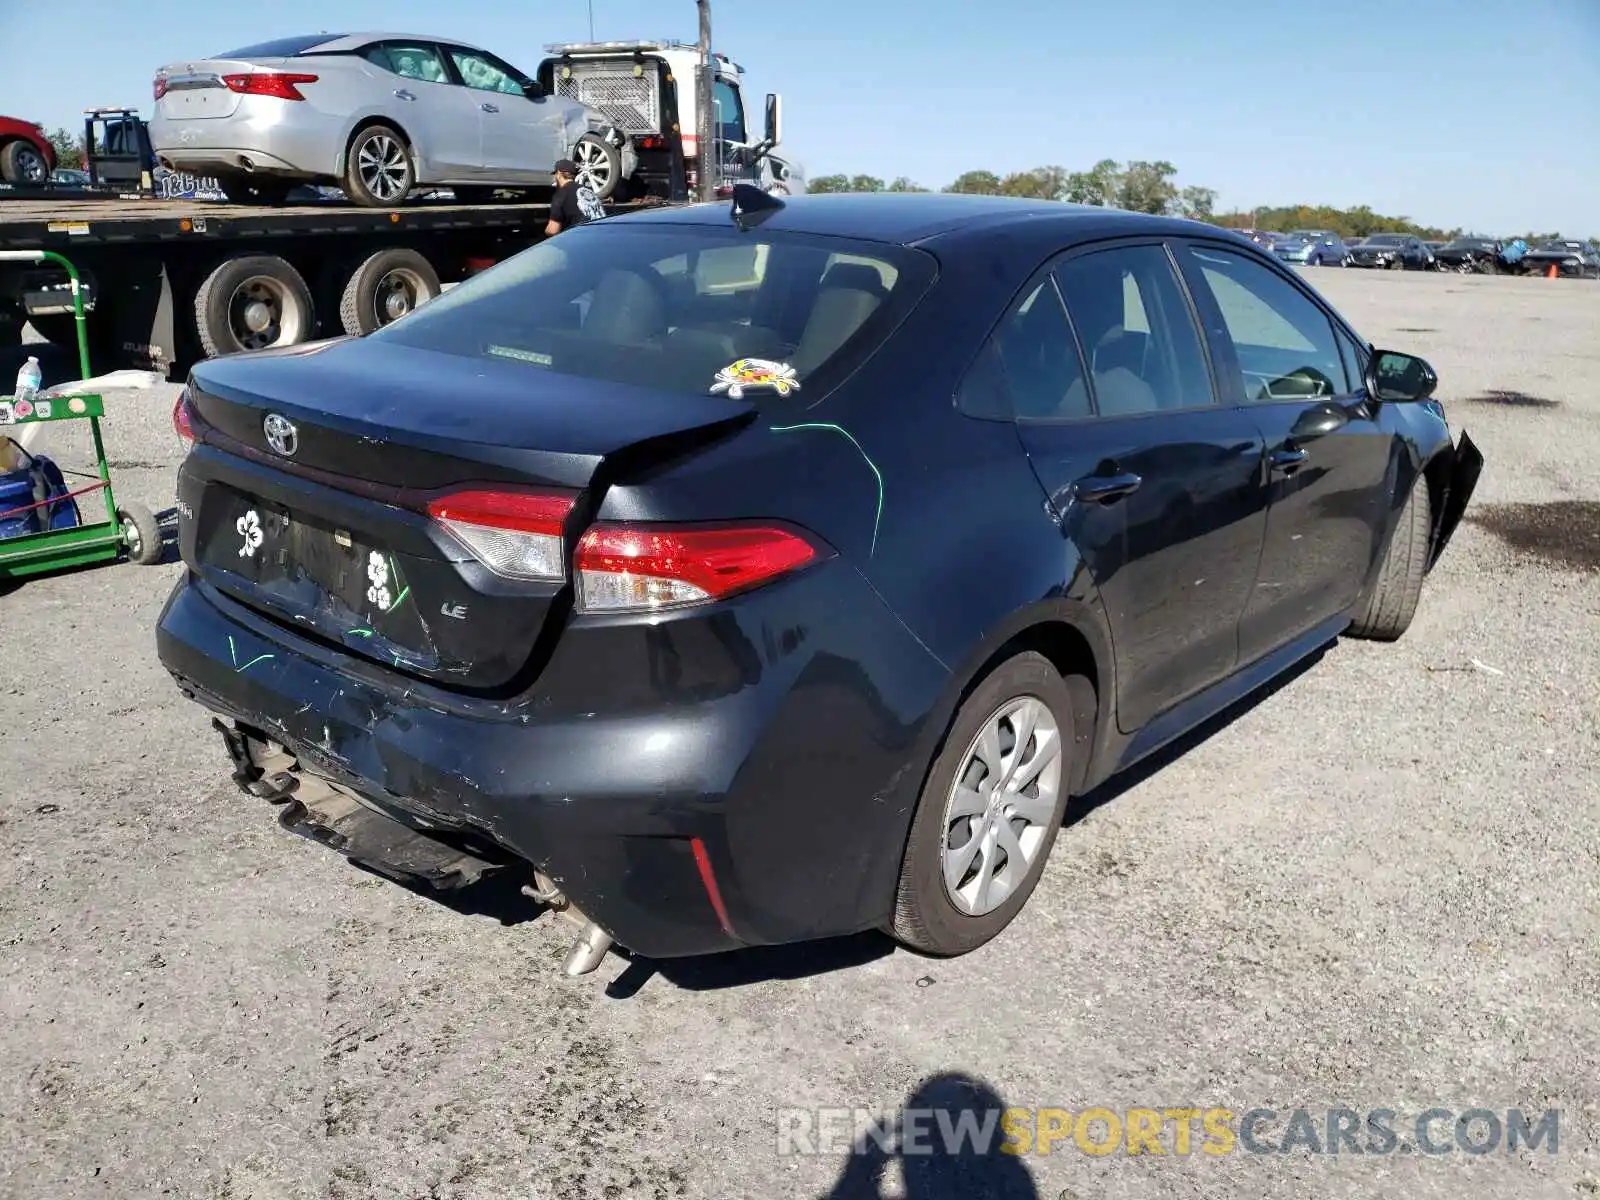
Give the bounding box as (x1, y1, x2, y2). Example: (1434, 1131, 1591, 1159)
(194, 255, 315, 358)
(571, 133, 623, 201)
(117, 503, 165, 566)
(338, 248, 441, 335)
(1, 140, 50, 185)
(343, 124, 415, 207)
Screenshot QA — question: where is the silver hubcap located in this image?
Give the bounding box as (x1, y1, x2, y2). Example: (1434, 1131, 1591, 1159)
(121, 517, 142, 556)
(357, 135, 409, 202)
(573, 139, 612, 192)
(17, 148, 46, 184)
(940, 696, 1063, 917)
(374, 267, 426, 325)
(229, 276, 303, 351)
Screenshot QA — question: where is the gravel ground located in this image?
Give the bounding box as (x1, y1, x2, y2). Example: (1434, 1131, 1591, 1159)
(1, 269, 1596, 1200)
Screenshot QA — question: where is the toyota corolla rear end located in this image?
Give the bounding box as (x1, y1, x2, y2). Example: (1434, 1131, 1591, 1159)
(156, 217, 952, 971)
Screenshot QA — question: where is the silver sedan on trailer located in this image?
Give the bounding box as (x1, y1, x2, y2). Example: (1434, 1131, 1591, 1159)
(149, 32, 636, 207)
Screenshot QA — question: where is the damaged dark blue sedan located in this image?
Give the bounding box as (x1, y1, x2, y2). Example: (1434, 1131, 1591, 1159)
(157, 189, 1483, 975)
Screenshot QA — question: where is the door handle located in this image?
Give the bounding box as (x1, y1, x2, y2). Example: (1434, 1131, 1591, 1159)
(1270, 447, 1309, 474)
(480, 102, 499, 113)
(393, 89, 416, 101)
(1073, 472, 1143, 504)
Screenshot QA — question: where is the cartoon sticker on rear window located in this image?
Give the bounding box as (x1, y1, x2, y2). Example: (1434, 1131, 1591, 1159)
(710, 359, 801, 400)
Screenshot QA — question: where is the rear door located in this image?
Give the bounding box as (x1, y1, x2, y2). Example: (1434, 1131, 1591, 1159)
(1006, 241, 1270, 733)
(360, 41, 482, 177)
(1173, 239, 1395, 665)
(444, 45, 563, 181)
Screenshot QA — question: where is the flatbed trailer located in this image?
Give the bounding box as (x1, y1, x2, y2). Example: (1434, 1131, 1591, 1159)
(0, 193, 667, 377)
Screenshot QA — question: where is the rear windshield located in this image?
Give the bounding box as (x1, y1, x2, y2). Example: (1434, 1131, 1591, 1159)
(372, 222, 937, 400)
(216, 34, 343, 58)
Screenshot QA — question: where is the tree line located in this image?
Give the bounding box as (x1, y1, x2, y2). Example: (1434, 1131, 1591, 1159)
(803, 160, 1584, 243)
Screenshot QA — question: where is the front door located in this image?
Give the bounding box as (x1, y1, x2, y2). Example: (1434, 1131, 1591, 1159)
(1174, 240, 1397, 665)
(1006, 242, 1270, 734)
(445, 46, 565, 182)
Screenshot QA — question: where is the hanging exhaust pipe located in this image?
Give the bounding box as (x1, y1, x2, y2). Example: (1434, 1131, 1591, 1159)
(563, 922, 614, 976)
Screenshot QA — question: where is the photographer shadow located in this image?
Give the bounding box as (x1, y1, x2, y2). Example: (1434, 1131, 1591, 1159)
(820, 1073, 1039, 1200)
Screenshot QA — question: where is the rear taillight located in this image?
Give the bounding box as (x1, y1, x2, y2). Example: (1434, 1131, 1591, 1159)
(173, 388, 195, 441)
(222, 72, 319, 101)
(153, 75, 169, 100)
(426, 488, 576, 582)
(637, 135, 665, 151)
(574, 523, 819, 614)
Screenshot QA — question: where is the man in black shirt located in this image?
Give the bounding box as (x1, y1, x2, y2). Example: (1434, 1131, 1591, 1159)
(546, 158, 606, 236)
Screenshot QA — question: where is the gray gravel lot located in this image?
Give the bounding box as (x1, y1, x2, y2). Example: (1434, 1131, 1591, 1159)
(1, 269, 1596, 1200)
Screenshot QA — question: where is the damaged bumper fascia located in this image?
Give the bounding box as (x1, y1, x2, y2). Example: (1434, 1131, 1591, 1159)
(1429, 429, 1485, 569)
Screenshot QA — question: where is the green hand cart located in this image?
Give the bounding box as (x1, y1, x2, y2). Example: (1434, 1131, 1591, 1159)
(0, 249, 163, 580)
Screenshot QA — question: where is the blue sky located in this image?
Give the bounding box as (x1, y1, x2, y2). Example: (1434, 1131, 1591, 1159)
(2, 0, 1596, 233)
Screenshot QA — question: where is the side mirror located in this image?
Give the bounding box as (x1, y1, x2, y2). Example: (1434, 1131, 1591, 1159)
(762, 92, 782, 152)
(1366, 350, 1438, 403)
(523, 78, 545, 98)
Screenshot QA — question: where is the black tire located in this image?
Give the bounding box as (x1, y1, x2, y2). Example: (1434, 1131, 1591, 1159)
(193, 255, 315, 358)
(215, 174, 292, 206)
(0, 139, 50, 186)
(1347, 477, 1431, 641)
(889, 651, 1081, 957)
(570, 132, 623, 201)
(338, 248, 441, 336)
(342, 124, 415, 207)
(117, 502, 164, 566)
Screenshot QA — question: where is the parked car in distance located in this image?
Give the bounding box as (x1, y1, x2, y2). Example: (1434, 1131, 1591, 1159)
(1273, 229, 1351, 267)
(50, 167, 91, 188)
(156, 191, 1483, 973)
(0, 116, 56, 185)
(1348, 233, 1430, 270)
(1518, 239, 1600, 278)
(150, 32, 637, 207)
(1433, 236, 1503, 274)
(1230, 229, 1279, 250)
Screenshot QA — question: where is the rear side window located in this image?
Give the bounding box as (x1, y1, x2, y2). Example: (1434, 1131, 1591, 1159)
(1053, 245, 1215, 415)
(990, 278, 1090, 421)
(364, 43, 450, 84)
(216, 35, 342, 58)
(371, 224, 936, 401)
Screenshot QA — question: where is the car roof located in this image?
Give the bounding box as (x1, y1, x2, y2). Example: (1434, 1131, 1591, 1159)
(277, 32, 486, 54)
(613, 192, 1233, 249)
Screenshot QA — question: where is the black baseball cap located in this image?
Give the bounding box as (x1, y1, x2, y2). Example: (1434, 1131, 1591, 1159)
(553, 159, 578, 177)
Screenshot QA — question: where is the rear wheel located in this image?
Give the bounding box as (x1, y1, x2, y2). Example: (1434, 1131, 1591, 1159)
(194, 254, 315, 358)
(1347, 477, 1431, 641)
(890, 652, 1079, 957)
(0, 140, 50, 186)
(571, 132, 623, 201)
(343, 124, 414, 207)
(215, 175, 293, 206)
(338, 248, 441, 336)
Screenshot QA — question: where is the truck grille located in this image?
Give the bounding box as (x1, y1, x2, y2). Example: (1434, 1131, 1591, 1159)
(556, 69, 661, 135)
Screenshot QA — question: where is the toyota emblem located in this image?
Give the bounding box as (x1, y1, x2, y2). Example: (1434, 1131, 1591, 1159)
(263, 413, 298, 457)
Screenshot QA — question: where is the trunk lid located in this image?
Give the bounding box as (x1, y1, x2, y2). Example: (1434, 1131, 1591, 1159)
(182, 337, 756, 691)
(156, 58, 286, 119)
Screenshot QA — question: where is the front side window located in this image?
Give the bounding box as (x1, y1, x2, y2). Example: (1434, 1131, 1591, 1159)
(1183, 244, 1348, 400)
(371, 225, 935, 401)
(447, 48, 527, 96)
(1053, 244, 1215, 416)
(711, 80, 747, 145)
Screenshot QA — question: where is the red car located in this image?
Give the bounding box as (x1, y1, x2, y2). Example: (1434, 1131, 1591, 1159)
(0, 117, 56, 185)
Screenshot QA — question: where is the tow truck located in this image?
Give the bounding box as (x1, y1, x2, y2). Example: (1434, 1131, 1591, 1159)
(536, 40, 801, 200)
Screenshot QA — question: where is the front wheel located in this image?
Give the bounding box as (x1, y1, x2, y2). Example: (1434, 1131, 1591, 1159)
(1347, 478, 1431, 641)
(570, 132, 623, 201)
(889, 652, 1080, 957)
(343, 124, 414, 207)
(0, 139, 50, 186)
